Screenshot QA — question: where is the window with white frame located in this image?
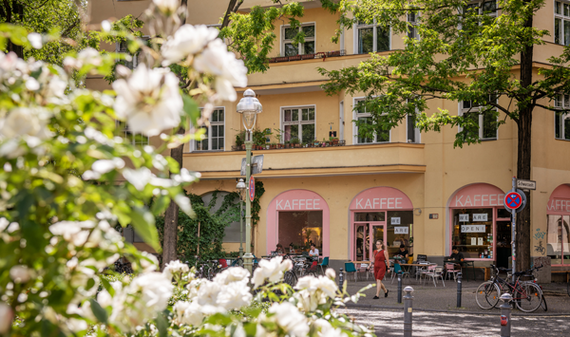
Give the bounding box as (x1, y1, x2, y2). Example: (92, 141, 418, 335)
(407, 112, 421, 143)
(282, 24, 315, 56)
(117, 121, 149, 146)
(407, 12, 420, 40)
(554, 93, 570, 139)
(555, 1, 570, 45)
(459, 99, 498, 140)
(464, 0, 497, 16)
(116, 37, 149, 69)
(356, 20, 390, 54)
(354, 100, 390, 144)
(194, 108, 225, 151)
(282, 106, 315, 143)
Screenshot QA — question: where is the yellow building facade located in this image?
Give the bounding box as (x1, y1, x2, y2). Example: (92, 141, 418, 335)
(90, 0, 570, 280)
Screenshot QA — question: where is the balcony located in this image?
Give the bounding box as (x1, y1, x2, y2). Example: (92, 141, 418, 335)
(183, 142, 426, 179)
(268, 50, 346, 64)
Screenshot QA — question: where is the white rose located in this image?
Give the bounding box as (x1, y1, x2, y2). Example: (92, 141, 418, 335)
(153, 0, 179, 12)
(113, 65, 183, 137)
(216, 282, 252, 310)
(213, 267, 250, 285)
(0, 107, 53, 144)
(196, 280, 221, 306)
(267, 302, 309, 336)
(163, 260, 190, 280)
(252, 256, 292, 288)
(161, 25, 218, 64)
(10, 265, 32, 283)
(122, 167, 152, 191)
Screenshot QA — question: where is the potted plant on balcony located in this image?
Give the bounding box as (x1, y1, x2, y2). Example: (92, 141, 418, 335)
(329, 136, 339, 146)
(273, 128, 285, 149)
(234, 130, 245, 151)
(284, 140, 291, 148)
(290, 137, 301, 148)
(313, 139, 320, 147)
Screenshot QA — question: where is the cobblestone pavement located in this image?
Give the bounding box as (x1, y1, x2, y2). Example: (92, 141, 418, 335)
(338, 307, 570, 336)
(343, 277, 570, 315)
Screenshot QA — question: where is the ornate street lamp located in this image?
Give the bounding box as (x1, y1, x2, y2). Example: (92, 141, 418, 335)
(235, 178, 246, 257)
(236, 89, 262, 272)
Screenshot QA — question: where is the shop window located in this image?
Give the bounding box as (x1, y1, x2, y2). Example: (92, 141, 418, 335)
(459, 99, 498, 141)
(555, 1, 570, 45)
(116, 121, 149, 146)
(356, 20, 390, 54)
(282, 106, 315, 144)
(282, 24, 315, 56)
(554, 93, 570, 140)
(193, 108, 225, 151)
(354, 99, 390, 144)
(278, 211, 322, 253)
(547, 215, 570, 265)
(452, 208, 494, 259)
(387, 211, 414, 257)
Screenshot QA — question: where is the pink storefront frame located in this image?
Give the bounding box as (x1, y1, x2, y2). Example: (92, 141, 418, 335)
(349, 187, 414, 262)
(546, 184, 570, 266)
(447, 183, 508, 261)
(266, 189, 330, 256)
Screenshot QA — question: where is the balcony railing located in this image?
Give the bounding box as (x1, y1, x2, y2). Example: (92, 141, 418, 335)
(268, 50, 346, 63)
(231, 140, 346, 151)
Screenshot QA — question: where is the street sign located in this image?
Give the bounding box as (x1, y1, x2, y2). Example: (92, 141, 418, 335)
(504, 192, 523, 210)
(249, 176, 255, 202)
(240, 155, 264, 176)
(516, 179, 536, 191)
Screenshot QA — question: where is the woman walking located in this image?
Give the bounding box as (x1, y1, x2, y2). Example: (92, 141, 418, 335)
(372, 240, 390, 299)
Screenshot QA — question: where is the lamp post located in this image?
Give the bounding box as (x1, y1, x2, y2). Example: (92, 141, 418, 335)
(236, 178, 246, 257)
(236, 89, 262, 273)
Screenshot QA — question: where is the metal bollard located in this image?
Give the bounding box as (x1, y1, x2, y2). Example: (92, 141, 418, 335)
(397, 272, 403, 303)
(338, 267, 344, 290)
(456, 272, 462, 308)
(499, 293, 512, 337)
(403, 286, 414, 337)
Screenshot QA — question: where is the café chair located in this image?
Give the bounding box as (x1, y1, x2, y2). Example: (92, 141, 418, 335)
(344, 262, 358, 282)
(445, 263, 460, 281)
(318, 257, 329, 275)
(391, 262, 410, 284)
(422, 265, 446, 287)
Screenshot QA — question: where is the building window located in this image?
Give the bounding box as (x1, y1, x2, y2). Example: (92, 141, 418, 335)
(407, 112, 421, 143)
(282, 24, 315, 56)
(407, 12, 420, 40)
(117, 121, 149, 146)
(354, 99, 390, 144)
(459, 99, 498, 140)
(555, 1, 570, 45)
(464, 0, 497, 16)
(116, 38, 149, 69)
(356, 20, 390, 54)
(193, 108, 225, 151)
(282, 106, 315, 144)
(554, 93, 570, 139)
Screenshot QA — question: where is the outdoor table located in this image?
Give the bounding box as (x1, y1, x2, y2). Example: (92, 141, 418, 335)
(444, 259, 475, 280)
(401, 263, 435, 281)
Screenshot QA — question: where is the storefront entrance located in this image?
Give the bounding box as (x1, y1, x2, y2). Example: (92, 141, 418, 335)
(349, 187, 414, 262)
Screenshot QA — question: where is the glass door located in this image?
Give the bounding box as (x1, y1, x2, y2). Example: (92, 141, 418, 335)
(371, 224, 386, 259)
(354, 223, 370, 261)
(353, 212, 387, 261)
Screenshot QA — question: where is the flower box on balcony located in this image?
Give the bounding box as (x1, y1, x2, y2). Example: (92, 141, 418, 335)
(301, 53, 315, 60)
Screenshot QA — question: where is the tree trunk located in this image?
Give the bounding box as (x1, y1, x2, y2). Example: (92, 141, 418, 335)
(515, 9, 534, 273)
(162, 127, 185, 268)
(4, 0, 24, 58)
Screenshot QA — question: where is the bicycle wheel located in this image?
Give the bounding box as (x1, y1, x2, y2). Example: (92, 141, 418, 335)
(283, 271, 297, 287)
(515, 283, 542, 313)
(540, 294, 548, 311)
(475, 281, 500, 310)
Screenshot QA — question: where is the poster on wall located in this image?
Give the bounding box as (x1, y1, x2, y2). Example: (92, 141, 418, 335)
(391, 217, 401, 225)
(394, 226, 408, 234)
(471, 237, 477, 246)
(461, 225, 486, 233)
(459, 214, 469, 222)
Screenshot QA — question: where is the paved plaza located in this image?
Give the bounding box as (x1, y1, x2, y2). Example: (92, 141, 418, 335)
(338, 276, 570, 336)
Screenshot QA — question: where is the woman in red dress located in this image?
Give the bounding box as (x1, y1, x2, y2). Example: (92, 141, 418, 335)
(373, 240, 390, 299)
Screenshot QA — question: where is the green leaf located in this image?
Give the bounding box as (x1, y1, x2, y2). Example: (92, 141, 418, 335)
(89, 299, 108, 324)
(151, 195, 170, 215)
(155, 312, 168, 337)
(182, 94, 200, 126)
(130, 207, 161, 252)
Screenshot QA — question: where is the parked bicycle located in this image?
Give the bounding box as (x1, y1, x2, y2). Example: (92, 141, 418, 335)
(283, 255, 318, 287)
(475, 264, 543, 313)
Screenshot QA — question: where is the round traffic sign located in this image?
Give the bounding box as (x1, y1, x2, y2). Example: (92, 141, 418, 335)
(249, 176, 255, 202)
(504, 192, 523, 210)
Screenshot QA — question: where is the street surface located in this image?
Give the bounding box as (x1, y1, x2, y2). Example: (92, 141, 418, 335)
(338, 307, 570, 336)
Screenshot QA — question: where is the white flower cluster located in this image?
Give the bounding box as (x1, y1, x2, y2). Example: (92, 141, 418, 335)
(163, 259, 190, 280)
(98, 272, 174, 332)
(49, 220, 123, 252)
(294, 274, 339, 312)
(251, 256, 292, 288)
(113, 65, 183, 137)
(256, 302, 310, 337)
(63, 48, 102, 71)
(173, 266, 252, 326)
(161, 24, 247, 101)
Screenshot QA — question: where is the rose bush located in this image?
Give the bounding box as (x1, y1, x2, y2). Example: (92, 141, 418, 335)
(0, 0, 375, 336)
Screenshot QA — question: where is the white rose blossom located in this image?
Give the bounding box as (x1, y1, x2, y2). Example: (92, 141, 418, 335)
(213, 267, 250, 285)
(252, 256, 292, 288)
(0, 107, 53, 158)
(10, 265, 32, 283)
(215, 281, 252, 310)
(260, 302, 309, 337)
(153, 0, 179, 12)
(161, 25, 218, 64)
(163, 259, 190, 280)
(113, 65, 183, 137)
(294, 275, 338, 312)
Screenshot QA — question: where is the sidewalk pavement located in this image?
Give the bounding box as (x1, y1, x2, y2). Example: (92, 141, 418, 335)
(342, 275, 570, 316)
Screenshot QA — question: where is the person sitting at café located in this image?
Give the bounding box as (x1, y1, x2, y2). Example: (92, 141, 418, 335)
(309, 244, 319, 260)
(289, 242, 295, 254)
(449, 246, 465, 262)
(275, 243, 285, 255)
(394, 244, 409, 260)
